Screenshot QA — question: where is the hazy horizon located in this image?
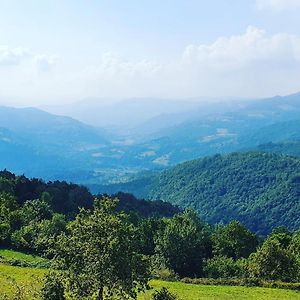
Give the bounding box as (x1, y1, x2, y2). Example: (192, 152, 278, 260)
(1, 0, 300, 106)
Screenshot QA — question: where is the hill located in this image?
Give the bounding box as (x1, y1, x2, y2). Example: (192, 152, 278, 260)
(120, 92, 300, 168)
(99, 152, 300, 235)
(0, 106, 114, 182)
(3, 92, 300, 184)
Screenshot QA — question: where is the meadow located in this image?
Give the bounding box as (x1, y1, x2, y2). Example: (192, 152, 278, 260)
(1, 249, 300, 300)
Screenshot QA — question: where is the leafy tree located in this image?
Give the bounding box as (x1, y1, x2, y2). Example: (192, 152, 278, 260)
(248, 238, 298, 282)
(33, 213, 67, 254)
(138, 218, 165, 256)
(0, 177, 15, 194)
(268, 227, 292, 248)
(204, 256, 246, 279)
(52, 197, 150, 299)
(155, 210, 212, 277)
(0, 193, 19, 245)
(41, 271, 65, 300)
(212, 221, 258, 259)
(20, 199, 53, 224)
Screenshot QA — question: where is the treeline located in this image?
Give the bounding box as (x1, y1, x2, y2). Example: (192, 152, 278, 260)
(0, 170, 180, 252)
(101, 151, 300, 235)
(2, 195, 300, 298)
(2, 170, 300, 298)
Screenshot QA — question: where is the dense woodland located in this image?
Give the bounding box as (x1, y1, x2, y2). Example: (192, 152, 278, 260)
(101, 151, 300, 236)
(2, 170, 300, 298)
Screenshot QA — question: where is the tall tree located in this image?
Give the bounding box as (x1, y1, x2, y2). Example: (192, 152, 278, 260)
(51, 197, 150, 299)
(212, 221, 258, 259)
(155, 210, 212, 277)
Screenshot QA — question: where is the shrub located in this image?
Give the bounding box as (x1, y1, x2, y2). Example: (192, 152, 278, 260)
(152, 287, 178, 300)
(153, 267, 178, 281)
(204, 256, 246, 279)
(40, 272, 65, 300)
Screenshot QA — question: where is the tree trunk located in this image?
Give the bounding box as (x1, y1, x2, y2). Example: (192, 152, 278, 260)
(96, 287, 104, 300)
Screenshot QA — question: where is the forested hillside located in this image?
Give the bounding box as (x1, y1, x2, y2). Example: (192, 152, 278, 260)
(257, 140, 300, 157)
(0, 170, 179, 219)
(99, 152, 300, 235)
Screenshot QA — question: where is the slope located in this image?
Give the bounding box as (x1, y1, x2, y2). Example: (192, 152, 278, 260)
(100, 152, 300, 235)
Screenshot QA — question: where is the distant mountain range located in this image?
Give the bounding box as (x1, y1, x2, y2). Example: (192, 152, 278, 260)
(2, 92, 300, 185)
(0, 106, 110, 181)
(125, 92, 300, 166)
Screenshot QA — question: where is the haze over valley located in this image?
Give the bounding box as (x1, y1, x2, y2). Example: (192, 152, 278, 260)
(2, 1, 300, 298)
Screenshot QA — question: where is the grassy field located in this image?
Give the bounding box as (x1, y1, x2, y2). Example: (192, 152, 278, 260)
(1, 249, 300, 299)
(0, 249, 48, 265)
(138, 280, 300, 300)
(0, 263, 45, 298)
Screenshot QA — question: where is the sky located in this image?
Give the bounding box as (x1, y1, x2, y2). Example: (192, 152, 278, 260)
(1, 0, 300, 105)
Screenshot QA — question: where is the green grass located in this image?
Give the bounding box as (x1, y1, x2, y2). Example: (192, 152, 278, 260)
(1, 249, 300, 299)
(0, 263, 45, 298)
(0, 249, 50, 269)
(0, 249, 46, 263)
(0, 249, 48, 298)
(138, 280, 300, 300)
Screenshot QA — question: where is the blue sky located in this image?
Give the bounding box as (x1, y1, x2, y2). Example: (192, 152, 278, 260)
(1, 0, 300, 104)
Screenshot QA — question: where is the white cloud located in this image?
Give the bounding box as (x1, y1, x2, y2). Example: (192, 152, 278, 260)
(176, 26, 300, 97)
(1, 26, 300, 103)
(182, 26, 300, 68)
(34, 54, 59, 72)
(256, 0, 300, 11)
(0, 46, 31, 66)
(80, 27, 300, 98)
(99, 52, 161, 77)
(0, 45, 58, 71)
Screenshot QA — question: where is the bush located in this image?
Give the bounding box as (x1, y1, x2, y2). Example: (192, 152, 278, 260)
(153, 267, 178, 281)
(180, 277, 300, 290)
(247, 238, 299, 282)
(152, 287, 178, 300)
(40, 272, 65, 300)
(204, 256, 246, 279)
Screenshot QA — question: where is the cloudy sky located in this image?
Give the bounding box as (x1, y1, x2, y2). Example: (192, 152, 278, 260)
(1, 0, 300, 105)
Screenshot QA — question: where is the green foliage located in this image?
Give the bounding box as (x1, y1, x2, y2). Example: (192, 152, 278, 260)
(114, 151, 300, 235)
(40, 272, 65, 300)
(0, 170, 93, 215)
(212, 221, 258, 259)
(152, 267, 178, 282)
(112, 192, 181, 219)
(155, 210, 212, 277)
(248, 237, 298, 282)
(0, 249, 50, 269)
(204, 256, 246, 279)
(0, 193, 19, 245)
(138, 218, 165, 256)
(152, 287, 178, 300)
(52, 196, 150, 299)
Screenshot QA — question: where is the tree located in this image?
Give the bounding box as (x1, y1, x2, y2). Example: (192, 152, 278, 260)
(212, 221, 258, 259)
(0, 193, 19, 245)
(155, 210, 212, 277)
(248, 237, 298, 282)
(204, 255, 246, 279)
(52, 197, 150, 299)
(138, 218, 165, 256)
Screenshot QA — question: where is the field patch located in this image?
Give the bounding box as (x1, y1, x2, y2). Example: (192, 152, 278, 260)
(138, 280, 300, 300)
